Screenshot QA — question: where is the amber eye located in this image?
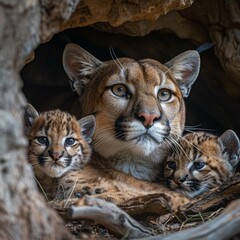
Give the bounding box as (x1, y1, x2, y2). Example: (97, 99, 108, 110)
(65, 138, 76, 146)
(193, 161, 205, 170)
(158, 89, 172, 101)
(111, 84, 129, 97)
(166, 160, 176, 170)
(37, 136, 49, 146)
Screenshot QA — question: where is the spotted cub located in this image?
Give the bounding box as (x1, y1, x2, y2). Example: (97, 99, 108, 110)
(24, 103, 95, 199)
(163, 130, 240, 198)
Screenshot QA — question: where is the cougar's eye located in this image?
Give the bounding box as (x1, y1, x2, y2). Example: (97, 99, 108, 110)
(111, 84, 129, 97)
(37, 136, 49, 146)
(166, 160, 176, 170)
(65, 138, 76, 146)
(158, 89, 172, 102)
(193, 161, 205, 170)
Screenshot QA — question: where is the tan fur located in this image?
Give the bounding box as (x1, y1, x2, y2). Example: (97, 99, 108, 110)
(63, 44, 200, 181)
(57, 154, 190, 207)
(163, 131, 240, 198)
(27, 109, 92, 199)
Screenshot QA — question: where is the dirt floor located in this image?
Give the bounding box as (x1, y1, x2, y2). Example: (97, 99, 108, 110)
(64, 206, 225, 239)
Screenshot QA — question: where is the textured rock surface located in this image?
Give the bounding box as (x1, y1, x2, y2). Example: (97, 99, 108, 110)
(181, 0, 240, 85)
(38, 0, 240, 83)
(0, 0, 78, 239)
(60, 0, 194, 30)
(40, 0, 80, 41)
(92, 10, 209, 42)
(21, 26, 240, 134)
(79, 0, 240, 82)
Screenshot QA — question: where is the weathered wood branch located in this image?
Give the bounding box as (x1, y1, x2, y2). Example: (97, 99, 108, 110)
(59, 193, 240, 240)
(55, 176, 240, 239)
(119, 193, 172, 217)
(67, 196, 153, 239)
(144, 199, 240, 240)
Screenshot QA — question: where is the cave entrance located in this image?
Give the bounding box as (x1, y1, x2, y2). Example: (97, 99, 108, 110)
(21, 26, 234, 134)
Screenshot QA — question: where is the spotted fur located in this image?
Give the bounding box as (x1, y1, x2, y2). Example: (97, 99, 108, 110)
(63, 44, 200, 181)
(163, 130, 240, 198)
(25, 104, 95, 199)
(56, 153, 190, 207)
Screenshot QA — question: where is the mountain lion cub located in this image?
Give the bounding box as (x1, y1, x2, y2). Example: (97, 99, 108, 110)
(163, 130, 240, 198)
(63, 44, 200, 181)
(25, 103, 96, 199)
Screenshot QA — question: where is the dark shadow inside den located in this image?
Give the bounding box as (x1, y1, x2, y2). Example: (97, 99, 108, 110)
(21, 26, 239, 135)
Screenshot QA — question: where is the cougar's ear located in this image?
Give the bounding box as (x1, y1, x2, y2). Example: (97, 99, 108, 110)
(63, 43, 102, 95)
(78, 115, 96, 144)
(165, 50, 200, 97)
(24, 103, 39, 135)
(218, 130, 240, 170)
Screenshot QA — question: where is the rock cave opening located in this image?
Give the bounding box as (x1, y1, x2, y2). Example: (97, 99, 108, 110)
(2, 1, 240, 239)
(21, 26, 238, 135)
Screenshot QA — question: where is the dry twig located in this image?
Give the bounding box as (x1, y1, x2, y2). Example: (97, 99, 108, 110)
(142, 199, 240, 240)
(67, 196, 154, 239)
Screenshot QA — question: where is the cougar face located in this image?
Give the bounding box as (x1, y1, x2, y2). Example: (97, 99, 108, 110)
(63, 44, 200, 180)
(81, 58, 185, 158)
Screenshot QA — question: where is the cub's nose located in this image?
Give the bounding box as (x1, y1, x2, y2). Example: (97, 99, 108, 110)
(48, 150, 64, 161)
(137, 111, 160, 128)
(174, 174, 188, 185)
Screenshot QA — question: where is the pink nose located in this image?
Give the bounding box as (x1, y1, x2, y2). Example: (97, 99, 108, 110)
(138, 112, 160, 128)
(48, 150, 64, 161)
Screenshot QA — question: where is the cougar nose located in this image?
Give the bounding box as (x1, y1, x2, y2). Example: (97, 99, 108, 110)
(137, 111, 160, 128)
(174, 175, 188, 185)
(48, 150, 64, 161)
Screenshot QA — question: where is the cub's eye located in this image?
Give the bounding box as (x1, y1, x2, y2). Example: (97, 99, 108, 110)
(158, 89, 172, 102)
(65, 138, 76, 146)
(166, 160, 176, 170)
(193, 161, 205, 170)
(37, 137, 49, 145)
(111, 84, 129, 97)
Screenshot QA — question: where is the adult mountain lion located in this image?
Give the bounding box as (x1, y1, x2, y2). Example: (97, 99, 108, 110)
(63, 44, 200, 181)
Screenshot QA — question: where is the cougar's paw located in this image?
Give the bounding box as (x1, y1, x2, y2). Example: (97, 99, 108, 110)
(75, 186, 105, 198)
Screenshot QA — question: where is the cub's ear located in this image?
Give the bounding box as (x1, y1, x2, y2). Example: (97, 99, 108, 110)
(24, 103, 39, 134)
(63, 43, 102, 95)
(218, 130, 240, 170)
(165, 50, 200, 97)
(78, 115, 96, 144)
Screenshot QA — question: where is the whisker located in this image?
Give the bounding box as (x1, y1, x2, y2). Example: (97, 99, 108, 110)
(164, 63, 175, 75)
(171, 137, 192, 161)
(171, 123, 217, 132)
(93, 134, 116, 149)
(165, 137, 179, 155)
(110, 46, 124, 70)
(172, 131, 212, 158)
(184, 127, 217, 133)
(109, 46, 123, 71)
